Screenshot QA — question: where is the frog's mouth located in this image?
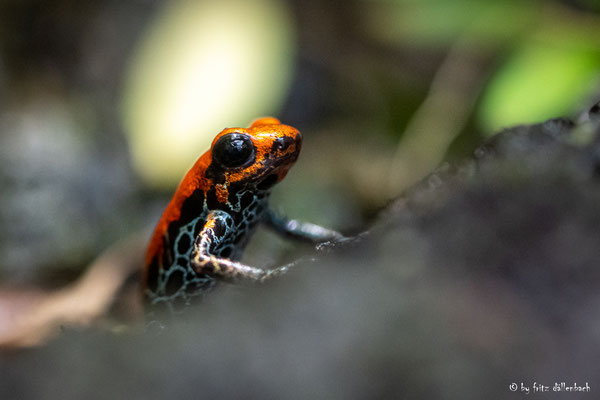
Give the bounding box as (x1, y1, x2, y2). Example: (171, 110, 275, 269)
(254, 160, 293, 190)
(263, 149, 298, 176)
(256, 173, 279, 191)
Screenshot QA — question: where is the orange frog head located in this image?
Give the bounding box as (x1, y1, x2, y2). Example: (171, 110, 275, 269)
(204, 117, 302, 201)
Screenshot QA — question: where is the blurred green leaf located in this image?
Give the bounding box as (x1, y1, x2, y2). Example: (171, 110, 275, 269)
(479, 40, 600, 133)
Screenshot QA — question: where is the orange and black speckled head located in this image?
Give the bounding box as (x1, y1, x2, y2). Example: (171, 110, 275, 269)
(205, 117, 302, 201)
(144, 118, 301, 281)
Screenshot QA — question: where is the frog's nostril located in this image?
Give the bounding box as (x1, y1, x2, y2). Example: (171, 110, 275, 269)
(273, 136, 294, 151)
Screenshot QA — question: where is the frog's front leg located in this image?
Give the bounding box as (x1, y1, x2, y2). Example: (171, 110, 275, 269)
(263, 209, 345, 243)
(190, 210, 289, 283)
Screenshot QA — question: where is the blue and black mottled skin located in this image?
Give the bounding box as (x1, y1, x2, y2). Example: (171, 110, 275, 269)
(144, 118, 343, 313)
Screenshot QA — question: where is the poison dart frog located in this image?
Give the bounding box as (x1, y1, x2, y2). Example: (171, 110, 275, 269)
(144, 117, 343, 313)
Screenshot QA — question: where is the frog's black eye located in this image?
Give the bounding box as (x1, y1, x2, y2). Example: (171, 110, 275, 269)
(212, 133, 255, 169)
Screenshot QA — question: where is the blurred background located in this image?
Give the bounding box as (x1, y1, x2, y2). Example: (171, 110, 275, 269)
(0, 0, 600, 293)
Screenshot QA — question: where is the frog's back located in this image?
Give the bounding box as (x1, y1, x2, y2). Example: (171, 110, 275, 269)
(144, 153, 214, 306)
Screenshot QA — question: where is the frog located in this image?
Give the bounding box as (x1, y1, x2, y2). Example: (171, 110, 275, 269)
(143, 117, 344, 313)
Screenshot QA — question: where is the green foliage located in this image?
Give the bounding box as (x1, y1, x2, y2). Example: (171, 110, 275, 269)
(479, 40, 600, 132)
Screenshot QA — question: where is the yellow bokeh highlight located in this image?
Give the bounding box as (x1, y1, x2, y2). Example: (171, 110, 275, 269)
(122, 0, 295, 187)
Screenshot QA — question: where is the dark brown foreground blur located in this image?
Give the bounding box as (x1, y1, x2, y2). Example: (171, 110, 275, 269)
(2, 113, 600, 399)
